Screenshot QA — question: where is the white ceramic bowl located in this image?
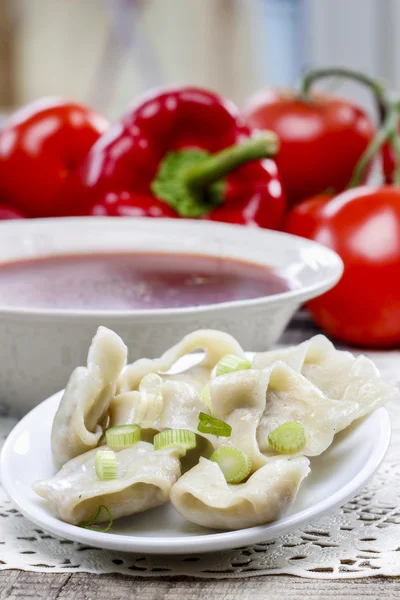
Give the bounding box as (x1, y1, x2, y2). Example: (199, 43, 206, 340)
(0, 217, 343, 416)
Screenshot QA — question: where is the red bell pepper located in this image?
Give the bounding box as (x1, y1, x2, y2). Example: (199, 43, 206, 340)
(0, 98, 108, 217)
(65, 87, 285, 228)
(91, 191, 177, 218)
(0, 204, 27, 220)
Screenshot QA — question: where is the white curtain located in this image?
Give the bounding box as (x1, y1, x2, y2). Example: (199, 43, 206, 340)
(8, 0, 261, 116)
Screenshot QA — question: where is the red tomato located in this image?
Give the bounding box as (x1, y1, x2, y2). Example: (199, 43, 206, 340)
(382, 141, 396, 184)
(90, 191, 177, 218)
(286, 186, 400, 348)
(0, 98, 108, 217)
(244, 90, 376, 205)
(283, 193, 331, 238)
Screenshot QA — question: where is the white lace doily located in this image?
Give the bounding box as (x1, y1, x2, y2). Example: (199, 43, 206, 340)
(1, 349, 400, 580)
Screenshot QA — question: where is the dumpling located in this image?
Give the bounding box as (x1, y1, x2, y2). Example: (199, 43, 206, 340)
(109, 380, 215, 470)
(208, 368, 272, 470)
(254, 362, 345, 457)
(252, 335, 395, 430)
(152, 380, 215, 469)
(34, 442, 181, 525)
(170, 455, 310, 530)
(209, 363, 340, 470)
(109, 390, 163, 431)
(110, 380, 207, 431)
(51, 327, 127, 470)
(156, 380, 208, 431)
(252, 335, 336, 374)
(118, 329, 245, 394)
(253, 334, 374, 400)
(108, 328, 243, 444)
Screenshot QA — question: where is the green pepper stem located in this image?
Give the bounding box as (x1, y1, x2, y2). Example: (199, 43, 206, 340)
(299, 67, 386, 104)
(184, 133, 279, 189)
(348, 99, 400, 188)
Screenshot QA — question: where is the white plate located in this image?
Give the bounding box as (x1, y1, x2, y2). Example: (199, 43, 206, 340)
(1, 375, 390, 555)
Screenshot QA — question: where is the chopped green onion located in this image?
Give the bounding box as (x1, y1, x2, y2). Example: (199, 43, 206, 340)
(154, 429, 197, 452)
(139, 373, 163, 394)
(95, 450, 117, 480)
(210, 447, 252, 483)
(215, 354, 251, 377)
(105, 424, 141, 451)
(268, 421, 306, 454)
(80, 504, 113, 532)
(197, 412, 232, 437)
(200, 384, 213, 413)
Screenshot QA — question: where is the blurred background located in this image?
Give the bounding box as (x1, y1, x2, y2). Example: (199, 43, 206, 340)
(0, 0, 397, 119)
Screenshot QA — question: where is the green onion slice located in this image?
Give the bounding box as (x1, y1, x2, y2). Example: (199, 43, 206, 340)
(139, 373, 163, 394)
(210, 447, 252, 483)
(153, 429, 197, 452)
(80, 504, 113, 532)
(215, 354, 251, 377)
(268, 421, 306, 454)
(197, 412, 232, 437)
(95, 450, 117, 480)
(106, 424, 141, 451)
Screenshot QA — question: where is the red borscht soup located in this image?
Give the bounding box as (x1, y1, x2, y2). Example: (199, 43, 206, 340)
(0, 252, 290, 310)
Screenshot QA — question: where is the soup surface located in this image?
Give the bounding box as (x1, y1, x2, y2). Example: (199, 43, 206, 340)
(0, 252, 291, 310)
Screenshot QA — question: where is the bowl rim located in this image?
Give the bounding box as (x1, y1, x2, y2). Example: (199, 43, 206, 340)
(0, 217, 343, 319)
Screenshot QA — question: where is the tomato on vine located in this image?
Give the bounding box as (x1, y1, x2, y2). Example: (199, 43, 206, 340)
(244, 68, 383, 205)
(284, 99, 400, 348)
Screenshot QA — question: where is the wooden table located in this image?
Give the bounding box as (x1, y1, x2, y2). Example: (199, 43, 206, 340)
(1, 571, 399, 599)
(1, 315, 399, 599)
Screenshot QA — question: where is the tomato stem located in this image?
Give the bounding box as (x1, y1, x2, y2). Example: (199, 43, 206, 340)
(348, 99, 400, 188)
(299, 67, 387, 105)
